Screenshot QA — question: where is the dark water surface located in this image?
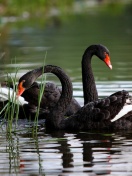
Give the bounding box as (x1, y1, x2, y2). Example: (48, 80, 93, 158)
(0, 12, 132, 175)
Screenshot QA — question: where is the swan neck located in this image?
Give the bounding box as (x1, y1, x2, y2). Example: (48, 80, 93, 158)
(44, 65, 73, 128)
(82, 51, 98, 105)
(34, 67, 45, 79)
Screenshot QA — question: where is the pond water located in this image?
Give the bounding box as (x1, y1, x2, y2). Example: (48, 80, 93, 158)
(0, 10, 132, 175)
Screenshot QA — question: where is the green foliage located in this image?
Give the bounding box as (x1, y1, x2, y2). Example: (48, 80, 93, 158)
(0, 0, 74, 16)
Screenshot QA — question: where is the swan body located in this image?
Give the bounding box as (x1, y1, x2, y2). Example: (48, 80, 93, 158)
(22, 82, 80, 116)
(61, 91, 132, 130)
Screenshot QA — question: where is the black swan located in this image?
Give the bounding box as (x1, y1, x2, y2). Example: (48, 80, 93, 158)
(17, 69, 80, 116)
(81, 44, 132, 122)
(17, 65, 132, 130)
(81, 44, 112, 105)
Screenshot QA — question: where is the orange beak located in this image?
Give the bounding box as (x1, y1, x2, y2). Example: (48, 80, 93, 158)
(17, 81, 25, 96)
(104, 53, 112, 70)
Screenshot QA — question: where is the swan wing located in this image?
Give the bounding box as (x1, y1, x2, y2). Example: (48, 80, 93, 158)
(111, 104, 132, 122)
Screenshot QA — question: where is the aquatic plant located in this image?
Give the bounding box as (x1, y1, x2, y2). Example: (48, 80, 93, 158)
(0, 56, 47, 133)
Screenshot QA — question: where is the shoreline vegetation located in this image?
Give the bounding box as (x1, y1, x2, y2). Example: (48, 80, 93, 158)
(0, 0, 132, 26)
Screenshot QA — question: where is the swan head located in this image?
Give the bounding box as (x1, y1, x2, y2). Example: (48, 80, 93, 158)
(95, 44, 112, 70)
(85, 44, 112, 70)
(17, 67, 43, 96)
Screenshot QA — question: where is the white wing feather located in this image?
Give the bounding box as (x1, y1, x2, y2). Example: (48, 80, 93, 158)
(0, 87, 28, 105)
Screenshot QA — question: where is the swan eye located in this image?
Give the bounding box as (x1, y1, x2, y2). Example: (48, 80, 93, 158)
(104, 52, 109, 56)
(21, 80, 26, 87)
(20, 80, 25, 86)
